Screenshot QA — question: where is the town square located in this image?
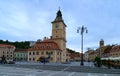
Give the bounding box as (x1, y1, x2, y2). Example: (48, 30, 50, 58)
(0, 0, 120, 76)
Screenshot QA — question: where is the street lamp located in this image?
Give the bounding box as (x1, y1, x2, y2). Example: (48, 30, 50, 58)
(77, 25, 88, 66)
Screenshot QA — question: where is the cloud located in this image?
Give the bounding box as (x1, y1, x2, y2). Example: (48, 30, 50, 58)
(0, 0, 120, 52)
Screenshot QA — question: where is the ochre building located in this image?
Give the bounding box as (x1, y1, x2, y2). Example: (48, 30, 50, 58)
(28, 9, 69, 62)
(28, 40, 62, 62)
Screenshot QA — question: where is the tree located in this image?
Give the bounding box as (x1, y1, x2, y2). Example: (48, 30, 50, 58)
(67, 48, 76, 53)
(94, 56, 101, 67)
(0, 39, 30, 49)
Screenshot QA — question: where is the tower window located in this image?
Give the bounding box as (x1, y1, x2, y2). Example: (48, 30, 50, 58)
(55, 25, 58, 28)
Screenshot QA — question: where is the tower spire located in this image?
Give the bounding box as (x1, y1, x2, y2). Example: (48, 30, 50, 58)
(59, 6, 60, 10)
(52, 8, 63, 22)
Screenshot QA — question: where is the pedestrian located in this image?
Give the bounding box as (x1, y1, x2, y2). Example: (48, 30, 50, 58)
(108, 59, 111, 69)
(43, 58, 45, 64)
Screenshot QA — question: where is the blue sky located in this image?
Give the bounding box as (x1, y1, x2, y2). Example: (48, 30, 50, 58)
(0, 0, 120, 52)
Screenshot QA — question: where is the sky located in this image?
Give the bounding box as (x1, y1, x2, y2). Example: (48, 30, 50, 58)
(0, 0, 120, 52)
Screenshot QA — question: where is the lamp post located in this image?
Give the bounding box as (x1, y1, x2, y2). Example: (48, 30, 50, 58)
(77, 25, 88, 66)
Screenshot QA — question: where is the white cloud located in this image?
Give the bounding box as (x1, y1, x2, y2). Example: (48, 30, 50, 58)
(0, 0, 120, 52)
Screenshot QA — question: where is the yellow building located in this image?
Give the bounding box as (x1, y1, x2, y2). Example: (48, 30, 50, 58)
(0, 44, 15, 62)
(28, 40, 62, 62)
(84, 49, 94, 61)
(89, 51, 95, 61)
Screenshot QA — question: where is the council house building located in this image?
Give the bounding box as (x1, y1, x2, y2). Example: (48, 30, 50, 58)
(28, 9, 69, 62)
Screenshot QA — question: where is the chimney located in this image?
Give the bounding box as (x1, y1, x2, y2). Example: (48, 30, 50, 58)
(44, 37, 46, 40)
(50, 36, 52, 39)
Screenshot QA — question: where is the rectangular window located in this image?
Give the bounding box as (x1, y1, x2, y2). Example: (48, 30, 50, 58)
(42, 52, 44, 55)
(29, 58, 31, 61)
(29, 52, 31, 55)
(57, 52, 59, 55)
(33, 58, 35, 61)
(51, 52, 53, 55)
(46, 52, 48, 55)
(36, 52, 39, 55)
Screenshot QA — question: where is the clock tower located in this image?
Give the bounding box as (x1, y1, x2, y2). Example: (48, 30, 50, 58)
(51, 9, 67, 62)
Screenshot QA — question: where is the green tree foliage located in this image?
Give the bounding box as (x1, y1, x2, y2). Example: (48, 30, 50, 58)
(0, 40, 30, 49)
(67, 48, 76, 53)
(94, 56, 101, 67)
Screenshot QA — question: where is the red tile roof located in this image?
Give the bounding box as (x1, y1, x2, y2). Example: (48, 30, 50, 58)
(70, 53, 80, 59)
(0, 44, 15, 49)
(110, 45, 120, 53)
(89, 51, 95, 55)
(28, 40, 61, 51)
(103, 46, 112, 54)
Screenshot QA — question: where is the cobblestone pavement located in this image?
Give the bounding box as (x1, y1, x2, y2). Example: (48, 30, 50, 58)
(0, 65, 120, 76)
(0, 62, 120, 76)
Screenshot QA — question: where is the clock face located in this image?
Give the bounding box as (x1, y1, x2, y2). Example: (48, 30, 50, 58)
(55, 25, 58, 28)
